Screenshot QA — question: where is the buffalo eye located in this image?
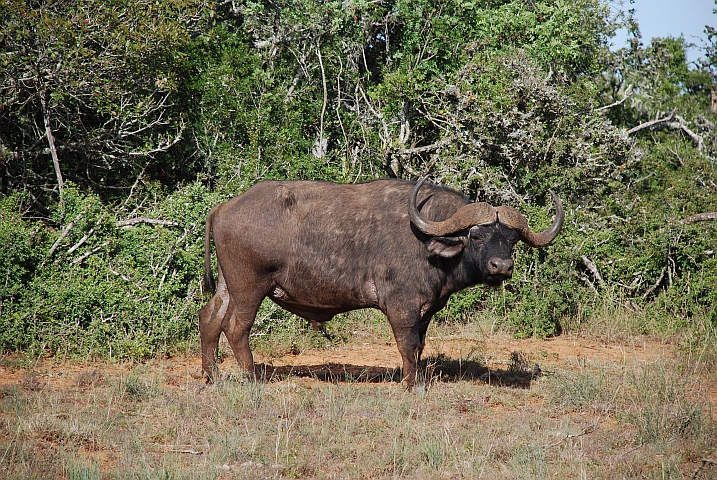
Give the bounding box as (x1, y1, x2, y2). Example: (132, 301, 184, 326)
(469, 232, 485, 246)
(505, 230, 520, 245)
(469, 225, 487, 242)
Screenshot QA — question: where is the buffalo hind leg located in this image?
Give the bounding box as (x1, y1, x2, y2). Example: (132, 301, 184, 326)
(198, 291, 229, 383)
(222, 295, 264, 381)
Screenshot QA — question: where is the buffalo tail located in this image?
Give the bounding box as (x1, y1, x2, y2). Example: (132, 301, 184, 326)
(203, 206, 217, 294)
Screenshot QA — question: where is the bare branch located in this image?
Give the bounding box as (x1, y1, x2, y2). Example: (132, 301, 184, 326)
(628, 112, 704, 150)
(254, 34, 310, 50)
(108, 265, 144, 290)
(386, 138, 455, 178)
(627, 112, 674, 135)
(41, 213, 82, 266)
(399, 100, 410, 147)
(545, 417, 601, 448)
(314, 43, 328, 159)
(397, 161, 421, 177)
(284, 66, 303, 103)
(593, 85, 632, 113)
(681, 212, 717, 224)
(691, 457, 717, 480)
(581, 255, 605, 288)
(166, 448, 203, 455)
(116, 217, 179, 228)
(41, 95, 64, 198)
(396, 138, 454, 156)
(67, 213, 106, 254)
(673, 115, 704, 151)
(642, 266, 666, 300)
(71, 241, 110, 265)
(357, 84, 389, 144)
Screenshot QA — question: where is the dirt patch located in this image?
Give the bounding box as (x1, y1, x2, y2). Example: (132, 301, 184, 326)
(0, 333, 676, 391)
(235, 333, 680, 390)
(257, 333, 670, 370)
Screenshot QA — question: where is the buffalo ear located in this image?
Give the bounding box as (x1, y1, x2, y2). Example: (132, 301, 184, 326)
(425, 236, 467, 258)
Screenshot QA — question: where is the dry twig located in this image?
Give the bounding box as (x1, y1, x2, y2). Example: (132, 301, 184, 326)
(168, 448, 203, 455)
(108, 265, 144, 289)
(116, 216, 179, 228)
(642, 266, 666, 300)
(40, 213, 81, 267)
(581, 255, 605, 288)
(691, 457, 717, 480)
(627, 112, 674, 135)
(627, 112, 704, 150)
(593, 85, 632, 113)
(681, 212, 717, 224)
(545, 417, 601, 448)
(155, 444, 203, 455)
(67, 213, 106, 254)
(71, 241, 110, 265)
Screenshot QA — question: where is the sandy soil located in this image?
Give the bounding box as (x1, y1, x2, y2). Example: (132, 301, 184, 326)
(2, 333, 707, 399)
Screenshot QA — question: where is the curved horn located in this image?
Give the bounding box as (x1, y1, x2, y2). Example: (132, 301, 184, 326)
(408, 176, 497, 237)
(496, 190, 564, 247)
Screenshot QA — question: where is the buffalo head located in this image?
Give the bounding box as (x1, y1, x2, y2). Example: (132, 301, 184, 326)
(408, 176, 564, 286)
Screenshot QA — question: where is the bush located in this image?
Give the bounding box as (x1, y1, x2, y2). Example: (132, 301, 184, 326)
(0, 182, 224, 359)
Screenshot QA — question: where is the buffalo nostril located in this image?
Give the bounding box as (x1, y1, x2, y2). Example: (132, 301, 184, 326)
(489, 258, 514, 276)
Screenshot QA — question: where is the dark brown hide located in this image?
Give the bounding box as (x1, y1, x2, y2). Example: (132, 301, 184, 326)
(199, 179, 563, 387)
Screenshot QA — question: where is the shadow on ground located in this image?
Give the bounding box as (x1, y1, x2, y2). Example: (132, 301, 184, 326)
(253, 352, 539, 389)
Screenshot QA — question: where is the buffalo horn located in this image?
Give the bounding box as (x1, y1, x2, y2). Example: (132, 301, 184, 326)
(495, 190, 564, 247)
(408, 176, 497, 237)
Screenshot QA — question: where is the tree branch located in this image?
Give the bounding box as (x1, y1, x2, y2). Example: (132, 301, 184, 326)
(388, 138, 454, 178)
(673, 115, 704, 151)
(40, 213, 81, 267)
(71, 241, 110, 265)
(108, 265, 144, 289)
(67, 213, 106, 254)
(628, 112, 704, 150)
(41, 94, 64, 199)
(593, 85, 632, 113)
(115, 217, 179, 228)
(681, 212, 717, 224)
(399, 100, 410, 147)
(396, 138, 453, 156)
(545, 417, 601, 448)
(642, 266, 666, 300)
(581, 255, 605, 288)
(626, 112, 674, 135)
(314, 43, 328, 159)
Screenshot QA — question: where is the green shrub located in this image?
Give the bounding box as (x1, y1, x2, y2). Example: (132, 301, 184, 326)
(0, 182, 224, 359)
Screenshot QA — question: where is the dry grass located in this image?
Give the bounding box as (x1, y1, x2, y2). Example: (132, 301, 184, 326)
(1, 318, 716, 479)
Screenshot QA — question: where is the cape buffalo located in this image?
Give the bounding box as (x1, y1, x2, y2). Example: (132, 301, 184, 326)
(199, 176, 564, 386)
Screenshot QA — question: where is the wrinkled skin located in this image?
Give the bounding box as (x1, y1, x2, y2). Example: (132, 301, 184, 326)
(199, 178, 563, 387)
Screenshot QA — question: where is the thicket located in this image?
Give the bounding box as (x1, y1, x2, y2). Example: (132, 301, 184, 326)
(1, 0, 715, 358)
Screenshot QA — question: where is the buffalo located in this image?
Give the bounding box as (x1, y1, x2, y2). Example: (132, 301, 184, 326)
(199, 176, 564, 386)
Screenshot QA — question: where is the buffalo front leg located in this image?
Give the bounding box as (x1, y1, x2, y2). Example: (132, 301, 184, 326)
(388, 313, 428, 389)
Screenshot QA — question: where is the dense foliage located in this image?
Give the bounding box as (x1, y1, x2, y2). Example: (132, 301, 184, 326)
(1, 0, 715, 357)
